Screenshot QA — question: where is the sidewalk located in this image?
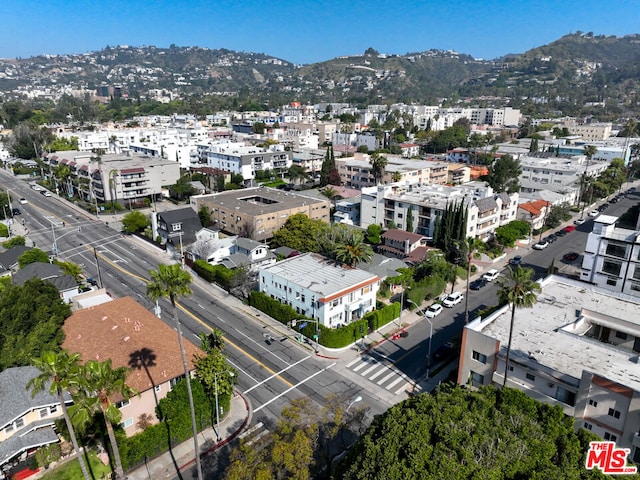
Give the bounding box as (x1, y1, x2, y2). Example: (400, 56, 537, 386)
(126, 390, 251, 480)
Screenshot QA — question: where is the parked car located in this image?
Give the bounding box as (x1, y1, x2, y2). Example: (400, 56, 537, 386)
(433, 341, 457, 361)
(588, 210, 599, 217)
(563, 225, 575, 233)
(470, 278, 488, 290)
(563, 252, 579, 262)
(544, 234, 557, 244)
(482, 269, 500, 281)
(610, 197, 619, 203)
(598, 204, 609, 211)
(533, 240, 549, 250)
(41, 190, 53, 197)
(442, 292, 464, 308)
(424, 303, 443, 319)
(509, 255, 523, 266)
(18, 198, 28, 204)
(11, 208, 21, 215)
(574, 218, 586, 226)
(555, 229, 567, 237)
(31, 185, 43, 191)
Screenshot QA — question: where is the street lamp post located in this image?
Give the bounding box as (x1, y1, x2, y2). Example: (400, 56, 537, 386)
(214, 370, 235, 442)
(408, 299, 433, 378)
(346, 395, 363, 413)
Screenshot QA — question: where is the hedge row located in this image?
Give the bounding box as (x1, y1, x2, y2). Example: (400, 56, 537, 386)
(193, 259, 241, 291)
(248, 291, 401, 349)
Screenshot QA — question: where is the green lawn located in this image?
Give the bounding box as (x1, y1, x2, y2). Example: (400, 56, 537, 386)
(39, 450, 112, 480)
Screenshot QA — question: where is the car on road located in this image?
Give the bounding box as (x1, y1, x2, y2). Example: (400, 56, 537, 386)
(509, 255, 523, 266)
(544, 234, 557, 244)
(574, 218, 586, 226)
(31, 185, 43, 191)
(423, 303, 443, 318)
(11, 208, 20, 215)
(563, 225, 576, 233)
(41, 190, 53, 197)
(598, 204, 609, 211)
(433, 341, 457, 362)
(442, 291, 463, 308)
(482, 269, 500, 281)
(533, 240, 549, 250)
(588, 210, 599, 217)
(555, 229, 567, 237)
(610, 197, 619, 203)
(563, 252, 579, 262)
(18, 198, 28, 204)
(470, 278, 488, 290)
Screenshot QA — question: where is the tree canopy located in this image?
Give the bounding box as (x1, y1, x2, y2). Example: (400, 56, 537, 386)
(336, 385, 608, 480)
(271, 213, 327, 252)
(0, 278, 71, 370)
(486, 154, 522, 193)
(121, 210, 150, 233)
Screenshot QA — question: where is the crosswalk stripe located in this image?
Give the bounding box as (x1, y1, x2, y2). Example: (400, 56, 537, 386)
(395, 382, 411, 395)
(368, 365, 389, 381)
(246, 429, 269, 446)
(386, 376, 405, 390)
(345, 356, 362, 368)
(377, 372, 395, 385)
(239, 422, 264, 439)
(361, 363, 380, 376)
(353, 358, 376, 372)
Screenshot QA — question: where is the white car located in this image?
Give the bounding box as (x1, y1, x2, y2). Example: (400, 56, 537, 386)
(424, 303, 443, 318)
(533, 240, 549, 250)
(482, 269, 500, 282)
(588, 210, 599, 217)
(442, 292, 463, 308)
(41, 190, 53, 197)
(31, 185, 43, 191)
(574, 218, 586, 226)
(18, 198, 28, 205)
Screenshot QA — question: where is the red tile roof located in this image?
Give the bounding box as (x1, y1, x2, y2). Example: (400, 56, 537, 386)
(62, 297, 202, 394)
(381, 229, 426, 244)
(519, 200, 551, 216)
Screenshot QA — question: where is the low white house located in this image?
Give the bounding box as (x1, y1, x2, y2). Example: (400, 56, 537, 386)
(259, 253, 380, 328)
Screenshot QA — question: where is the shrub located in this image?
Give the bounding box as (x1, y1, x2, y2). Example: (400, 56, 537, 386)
(194, 260, 245, 291)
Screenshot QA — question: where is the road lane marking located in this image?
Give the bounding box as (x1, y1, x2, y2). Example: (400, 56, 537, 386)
(253, 362, 336, 413)
(243, 357, 309, 394)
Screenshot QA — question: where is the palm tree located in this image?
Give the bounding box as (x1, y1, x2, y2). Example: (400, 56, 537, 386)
(146, 264, 203, 480)
(200, 329, 225, 354)
(580, 145, 598, 215)
(28, 350, 91, 480)
(391, 171, 402, 183)
(497, 266, 541, 388)
(334, 231, 373, 267)
(73, 359, 136, 479)
(369, 152, 388, 184)
(462, 238, 477, 324)
(446, 262, 458, 294)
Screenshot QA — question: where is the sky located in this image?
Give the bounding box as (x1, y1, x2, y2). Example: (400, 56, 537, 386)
(2, 0, 639, 64)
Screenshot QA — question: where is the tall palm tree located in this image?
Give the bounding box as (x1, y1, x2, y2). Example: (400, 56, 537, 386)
(391, 171, 402, 183)
(369, 152, 388, 184)
(497, 266, 541, 388)
(334, 231, 373, 267)
(28, 350, 91, 480)
(146, 264, 203, 480)
(579, 145, 598, 215)
(72, 359, 136, 479)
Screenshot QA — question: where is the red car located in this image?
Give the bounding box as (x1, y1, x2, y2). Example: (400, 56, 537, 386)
(563, 225, 575, 233)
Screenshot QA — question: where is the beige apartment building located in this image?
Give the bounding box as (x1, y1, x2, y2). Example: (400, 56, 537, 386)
(190, 187, 331, 241)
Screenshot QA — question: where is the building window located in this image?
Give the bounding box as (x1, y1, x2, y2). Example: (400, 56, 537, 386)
(15, 418, 24, 429)
(526, 373, 536, 381)
(555, 387, 576, 406)
(116, 400, 130, 409)
(121, 418, 134, 429)
(50, 405, 58, 414)
(608, 408, 621, 419)
(472, 351, 487, 364)
(39, 408, 49, 419)
(589, 399, 598, 407)
(604, 432, 618, 442)
(607, 278, 618, 286)
(171, 223, 183, 231)
(154, 385, 161, 393)
(602, 260, 622, 276)
(584, 422, 593, 431)
(616, 331, 628, 340)
(3, 424, 14, 435)
(605, 242, 627, 259)
(470, 371, 484, 387)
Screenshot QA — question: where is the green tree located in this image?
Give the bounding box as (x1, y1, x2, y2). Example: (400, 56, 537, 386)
(271, 213, 327, 253)
(320, 145, 336, 187)
(6, 122, 51, 159)
(53, 259, 83, 283)
(18, 248, 50, 268)
(333, 230, 373, 267)
(288, 165, 308, 185)
(366, 224, 382, 244)
(494, 220, 530, 247)
(169, 176, 197, 200)
(405, 206, 414, 232)
(72, 359, 136, 479)
(497, 266, 541, 387)
(28, 350, 91, 480)
(486, 154, 521, 193)
(146, 264, 204, 480)
(369, 152, 388, 184)
(0, 278, 71, 370)
(2, 235, 26, 248)
(121, 211, 150, 233)
(336, 385, 606, 479)
(193, 350, 236, 428)
(198, 205, 211, 227)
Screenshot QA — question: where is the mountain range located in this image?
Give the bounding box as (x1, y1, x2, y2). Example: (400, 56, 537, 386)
(1, 33, 639, 117)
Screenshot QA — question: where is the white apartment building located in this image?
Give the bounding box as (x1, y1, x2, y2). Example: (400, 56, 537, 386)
(564, 122, 613, 141)
(458, 275, 640, 460)
(336, 155, 449, 189)
(43, 150, 181, 205)
(580, 214, 640, 296)
(519, 152, 610, 206)
(203, 142, 292, 181)
(360, 181, 518, 241)
(259, 253, 380, 328)
(415, 107, 520, 131)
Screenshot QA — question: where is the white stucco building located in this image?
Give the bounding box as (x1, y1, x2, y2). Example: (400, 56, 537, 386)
(259, 253, 380, 328)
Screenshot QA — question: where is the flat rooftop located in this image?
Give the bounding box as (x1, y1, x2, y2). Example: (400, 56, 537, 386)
(261, 253, 379, 300)
(471, 275, 640, 389)
(192, 187, 330, 216)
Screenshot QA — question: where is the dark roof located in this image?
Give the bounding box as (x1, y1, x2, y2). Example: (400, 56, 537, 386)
(498, 192, 511, 205)
(0, 246, 31, 269)
(220, 253, 250, 269)
(381, 229, 425, 244)
(0, 426, 59, 466)
(157, 207, 200, 224)
(272, 246, 300, 258)
(13, 262, 78, 292)
(235, 237, 266, 252)
(474, 196, 498, 212)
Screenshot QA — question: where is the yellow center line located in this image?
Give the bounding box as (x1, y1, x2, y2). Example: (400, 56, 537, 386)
(84, 245, 294, 387)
